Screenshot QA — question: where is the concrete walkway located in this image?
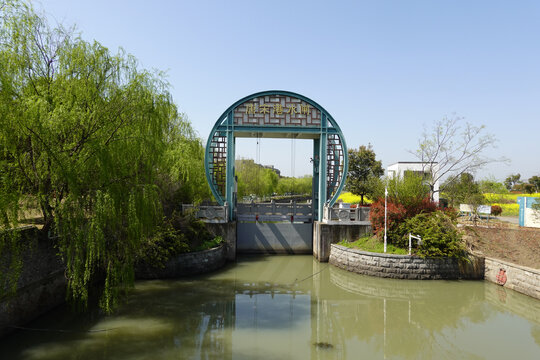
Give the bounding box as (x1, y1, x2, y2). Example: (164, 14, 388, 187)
(498, 216, 519, 225)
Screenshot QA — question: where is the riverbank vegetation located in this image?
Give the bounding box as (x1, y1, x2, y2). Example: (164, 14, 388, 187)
(338, 235, 407, 255)
(368, 175, 466, 258)
(341, 144, 466, 257)
(340, 188, 537, 217)
(0, 1, 212, 312)
(342, 173, 538, 260)
(139, 212, 223, 270)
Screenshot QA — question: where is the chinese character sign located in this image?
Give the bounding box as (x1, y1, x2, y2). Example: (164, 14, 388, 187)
(234, 95, 321, 127)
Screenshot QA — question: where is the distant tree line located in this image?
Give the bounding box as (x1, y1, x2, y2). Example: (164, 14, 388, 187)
(234, 158, 312, 199)
(504, 173, 540, 194)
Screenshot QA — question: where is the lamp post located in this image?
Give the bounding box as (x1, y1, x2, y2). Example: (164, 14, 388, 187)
(384, 186, 388, 253)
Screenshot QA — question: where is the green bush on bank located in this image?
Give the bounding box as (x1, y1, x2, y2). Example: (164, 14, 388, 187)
(400, 211, 465, 258)
(139, 213, 223, 269)
(366, 174, 464, 258)
(349, 211, 464, 258)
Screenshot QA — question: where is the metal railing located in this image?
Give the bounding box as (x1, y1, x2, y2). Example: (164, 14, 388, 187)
(323, 204, 371, 223)
(237, 200, 312, 222)
(408, 233, 422, 255)
(459, 204, 491, 223)
(181, 204, 229, 223)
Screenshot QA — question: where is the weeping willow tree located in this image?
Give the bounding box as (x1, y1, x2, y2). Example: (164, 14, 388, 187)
(162, 115, 210, 209)
(0, 0, 207, 311)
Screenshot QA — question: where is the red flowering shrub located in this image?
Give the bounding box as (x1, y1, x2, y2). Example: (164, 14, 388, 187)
(370, 199, 407, 243)
(491, 205, 502, 216)
(440, 206, 459, 220)
(401, 197, 438, 218)
(367, 173, 462, 256)
(370, 196, 439, 246)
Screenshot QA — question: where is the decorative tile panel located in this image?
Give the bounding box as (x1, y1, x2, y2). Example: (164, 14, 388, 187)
(233, 95, 321, 127)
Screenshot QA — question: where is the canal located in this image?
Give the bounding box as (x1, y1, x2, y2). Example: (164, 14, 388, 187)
(2, 255, 540, 359)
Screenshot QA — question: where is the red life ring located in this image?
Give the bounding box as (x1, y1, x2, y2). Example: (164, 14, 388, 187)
(496, 269, 507, 285)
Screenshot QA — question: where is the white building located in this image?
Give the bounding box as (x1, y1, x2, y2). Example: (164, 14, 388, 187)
(387, 162, 440, 203)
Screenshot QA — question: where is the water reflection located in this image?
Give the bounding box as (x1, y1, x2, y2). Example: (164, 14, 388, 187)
(1, 255, 539, 359)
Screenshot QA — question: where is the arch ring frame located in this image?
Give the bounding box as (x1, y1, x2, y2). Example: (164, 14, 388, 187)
(204, 90, 348, 221)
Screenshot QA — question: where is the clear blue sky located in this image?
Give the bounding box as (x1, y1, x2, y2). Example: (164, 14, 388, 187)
(38, 0, 540, 181)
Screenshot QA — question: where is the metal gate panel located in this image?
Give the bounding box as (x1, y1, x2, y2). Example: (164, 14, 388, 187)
(237, 222, 313, 254)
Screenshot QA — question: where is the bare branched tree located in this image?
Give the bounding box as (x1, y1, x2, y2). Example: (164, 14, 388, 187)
(411, 115, 506, 201)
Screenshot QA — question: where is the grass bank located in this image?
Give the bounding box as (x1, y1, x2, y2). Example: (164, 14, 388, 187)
(338, 235, 408, 255)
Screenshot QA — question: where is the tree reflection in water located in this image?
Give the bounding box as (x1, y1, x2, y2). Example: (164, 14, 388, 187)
(1, 255, 539, 359)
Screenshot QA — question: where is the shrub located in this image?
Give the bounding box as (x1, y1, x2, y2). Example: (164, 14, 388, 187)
(369, 199, 407, 244)
(400, 211, 465, 258)
(139, 221, 189, 269)
(370, 195, 439, 244)
(138, 212, 219, 268)
(194, 236, 224, 252)
(369, 174, 459, 254)
(439, 198, 449, 208)
(386, 173, 431, 206)
(441, 206, 459, 221)
(402, 197, 438, 218)
(491, 205, 502, 216)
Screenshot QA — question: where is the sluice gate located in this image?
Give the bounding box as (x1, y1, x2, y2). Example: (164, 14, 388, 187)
(236, 201, 313, 254)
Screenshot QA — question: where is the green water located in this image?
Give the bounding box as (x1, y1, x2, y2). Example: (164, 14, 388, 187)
(2, 255, 540, 359)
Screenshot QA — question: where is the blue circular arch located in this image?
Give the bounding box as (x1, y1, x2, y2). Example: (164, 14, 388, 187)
(205, 90, 348, 221)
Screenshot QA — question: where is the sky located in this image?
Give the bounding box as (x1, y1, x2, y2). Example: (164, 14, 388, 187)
(35, 0, 540, 181)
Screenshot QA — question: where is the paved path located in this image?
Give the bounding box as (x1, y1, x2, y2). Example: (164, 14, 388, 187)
(497, 216, 519, 224)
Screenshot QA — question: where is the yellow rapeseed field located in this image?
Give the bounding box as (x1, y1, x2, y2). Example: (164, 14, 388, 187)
(337, 192, 373, 204)
(485, 193, 539, 216)
(338, 192, 538, 216)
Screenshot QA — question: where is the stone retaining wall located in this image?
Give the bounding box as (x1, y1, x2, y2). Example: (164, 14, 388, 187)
(1, 227, 229, 337)
(329, 244, 484, 280)
(0, 227, 66, 337)
(484, 257, 540, 300)
(313, 221, 372, 262)
(135, 244, 227, 279)
(205, 221, 236, 261)
(328, 265, 433, 300)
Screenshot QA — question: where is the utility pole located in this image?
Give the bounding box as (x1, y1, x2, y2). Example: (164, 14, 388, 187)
(384, 186, 388, 253)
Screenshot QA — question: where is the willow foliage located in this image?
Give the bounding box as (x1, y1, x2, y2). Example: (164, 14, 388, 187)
(0, 1, 205, 311)
(163, 116, 210, 205)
